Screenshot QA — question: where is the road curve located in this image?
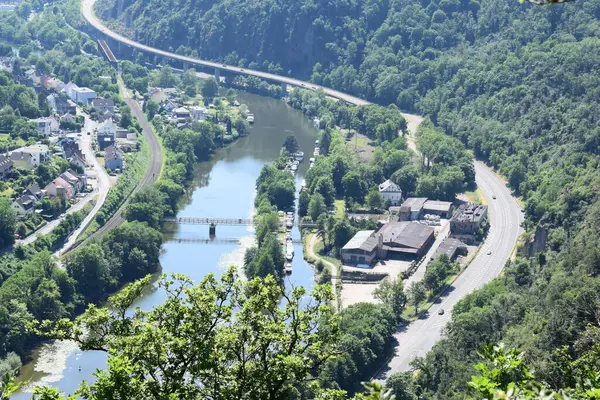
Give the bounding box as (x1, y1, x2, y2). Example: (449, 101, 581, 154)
(81, 0, 369, 106)
(380, 162, 524, 376)
(80, 0, 524, 376)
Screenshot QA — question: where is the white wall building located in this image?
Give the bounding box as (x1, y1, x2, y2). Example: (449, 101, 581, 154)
(379, 179, 403, 206)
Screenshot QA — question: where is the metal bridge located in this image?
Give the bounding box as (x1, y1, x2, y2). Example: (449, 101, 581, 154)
(165, 237, 303, 244)
(97, 39, 118, 64)
(163, 216, 317, 228)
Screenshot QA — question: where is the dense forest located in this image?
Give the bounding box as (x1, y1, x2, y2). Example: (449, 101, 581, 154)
(91, 0, 600, 397)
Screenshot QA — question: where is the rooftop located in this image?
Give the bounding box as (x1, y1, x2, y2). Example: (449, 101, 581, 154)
(400, 197, 428, 212)
(434, 238, 467, 259)
(423, 200, 453, 213)
(379, 179, 402, 193)
(452, 204, 488, 223)
(379, 221, 434, 250)
(342, 230, 378, 252)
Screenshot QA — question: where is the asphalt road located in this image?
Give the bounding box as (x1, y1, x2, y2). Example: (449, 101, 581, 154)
(79, 0, 524, 375)
(17, 114, 109, 248)
(56, 112, 111, 255)
(380, 161, 524, 376)
(73, 79, 162, 247)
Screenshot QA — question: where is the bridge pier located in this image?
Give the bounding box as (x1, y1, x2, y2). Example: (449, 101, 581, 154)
(281, 82, 287, 97)
(214, 67, 220, 80)
(209, 223, 216, 237)
(183, 61, 189, 71)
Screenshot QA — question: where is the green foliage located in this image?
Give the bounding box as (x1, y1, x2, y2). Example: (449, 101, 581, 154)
(373, 274, 406, 321)
(0, 199, 16, 248)
(201, 76, 219, 100)
(319, 302, 397, 393)
(255, 164, 296, 211)
(35, 269, 339, 399)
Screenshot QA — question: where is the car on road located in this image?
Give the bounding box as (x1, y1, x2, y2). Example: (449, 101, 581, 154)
(487, 250, 492, 255)
(60, 213, 66, 218)
(77, 133, 82, 137)
(87, 131, 91, 135)
(438, 309, 445, 315)
(222, 64, 227, 67)
(492, 194, 497, 199)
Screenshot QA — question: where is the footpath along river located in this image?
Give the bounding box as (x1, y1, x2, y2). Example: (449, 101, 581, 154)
(15, 91, 320, 398)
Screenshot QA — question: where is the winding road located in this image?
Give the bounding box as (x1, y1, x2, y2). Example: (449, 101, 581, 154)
(79, 0, 524, 375)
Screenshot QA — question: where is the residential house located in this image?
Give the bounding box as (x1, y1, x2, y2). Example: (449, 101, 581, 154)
(378, 179, 403, 206)
(68, 153, 86, 170)
(97, 118, 117, 150)
(60, 113, 76, 125)
(44, 177, 74, 200)
(91, 98, 115, 122)
(31, 117, 59, 136)
(59, 170, 85, 192)
(59, 137, 84, 160)
(91, 98, 115, 114)
(41, 76, 65, 92)
(24, 183, 44, 200)
(48, 93, 77, 115)
(10, 144, 50, 169)
(9, 151, 34, 170)
(104, 145, 123, 171)
(0, 154, 13, 178)
(190, 106, 208, 121)
(173, 107, 191, 122)
(12, 194, 37, 217)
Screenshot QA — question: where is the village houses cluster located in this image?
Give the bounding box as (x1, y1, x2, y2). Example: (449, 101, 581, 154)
(0, 65, 135, 229)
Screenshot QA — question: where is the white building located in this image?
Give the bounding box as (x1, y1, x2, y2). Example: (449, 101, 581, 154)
(64, 82, 96, 105)
(378, 179, 403, 206)
(32, 117, 59, 136)
(97, 118, 117, 136)
(190, 106, 208, 121)
(10, 144, 50, 169)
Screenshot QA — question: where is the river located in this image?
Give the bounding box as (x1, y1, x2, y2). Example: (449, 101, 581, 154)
(15, 91, 320, 398)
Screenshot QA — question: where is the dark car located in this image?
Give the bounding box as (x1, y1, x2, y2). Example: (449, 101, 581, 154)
(438, 309, 445, 315)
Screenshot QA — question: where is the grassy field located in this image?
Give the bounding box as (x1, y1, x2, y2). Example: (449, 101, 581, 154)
(334, 199, 345, 220)
(463, 188, 486, 205)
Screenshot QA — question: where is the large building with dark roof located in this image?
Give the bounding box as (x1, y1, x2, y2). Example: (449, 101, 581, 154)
(340, 222, 435, 265)
(378, 222, 435, 259)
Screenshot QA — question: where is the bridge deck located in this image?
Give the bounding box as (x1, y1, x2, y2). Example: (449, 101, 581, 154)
(163, 216, 317, 227)
(98, 39, 117, 63)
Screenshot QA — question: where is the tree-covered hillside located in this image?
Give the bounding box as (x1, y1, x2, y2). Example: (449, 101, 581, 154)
(93, 0, 600, 397)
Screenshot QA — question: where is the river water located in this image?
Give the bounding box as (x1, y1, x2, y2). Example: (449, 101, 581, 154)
(15, 91, 320, 398)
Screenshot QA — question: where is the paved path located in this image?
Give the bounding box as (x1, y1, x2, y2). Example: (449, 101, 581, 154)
(307, 232, 339, 310)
